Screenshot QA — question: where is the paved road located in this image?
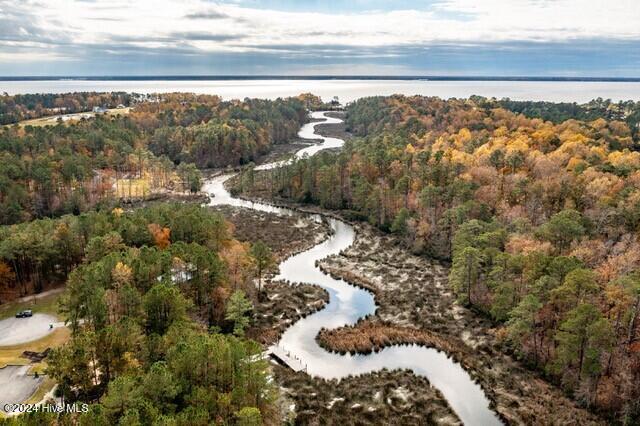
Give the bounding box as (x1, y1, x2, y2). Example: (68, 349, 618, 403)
(0, 365, 43, 411)
(0, 314, 58, 346)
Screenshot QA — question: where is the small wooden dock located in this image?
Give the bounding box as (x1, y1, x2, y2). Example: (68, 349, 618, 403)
(265, 346, 307, 372)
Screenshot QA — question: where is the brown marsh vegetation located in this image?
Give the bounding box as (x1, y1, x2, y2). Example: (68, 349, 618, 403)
(229, 116, 606, 424)
(274, 365, 461, 425)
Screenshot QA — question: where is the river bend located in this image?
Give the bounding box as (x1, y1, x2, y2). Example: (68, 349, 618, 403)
(204, 111, 501, 426)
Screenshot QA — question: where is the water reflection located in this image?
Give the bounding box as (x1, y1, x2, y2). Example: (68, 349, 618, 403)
(206, 112, 501, 426)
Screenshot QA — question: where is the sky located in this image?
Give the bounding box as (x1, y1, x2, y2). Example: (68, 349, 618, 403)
(0, 0, 639, 77)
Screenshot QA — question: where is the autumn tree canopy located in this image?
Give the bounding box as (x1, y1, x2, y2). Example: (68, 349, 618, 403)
(246, 94, 640, 423)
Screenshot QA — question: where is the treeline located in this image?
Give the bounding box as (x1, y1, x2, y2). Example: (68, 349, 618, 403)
(0, 93, 307, 225)
(1, 204, 275, 424)
(0, 92, 133, 124)
(246, 95, 640, 422)
(297, 93, 342, 111)
(478, 96, 640, 142)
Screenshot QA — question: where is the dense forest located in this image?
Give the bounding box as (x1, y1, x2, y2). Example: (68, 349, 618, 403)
(0, 93, 307, 225)
(0, 91, 299, 425)
(1, 204, 274, 424)
(490, 97, 640, 141)
(4, 91, 640, 423)
(244, 95, 640, 423)
(141, 95, 307, 167)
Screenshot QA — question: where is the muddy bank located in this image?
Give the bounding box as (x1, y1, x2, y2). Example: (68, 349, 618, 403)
(255, 140, 315, 165)
(216, 191, 476, 423)
(209, 205, 331, 346)
(228, 177, 603, 424)
(248, 281, 328, 346)
(316, 222, 604, 425)
(316, 112, 353, 141)
(222, 113, 601, 425)
(120, 191, 210, 209)
(260, 114, 347, 165)
(274, 365, 460, 426)
(313, 112, 351, 141)
(211, 204, 329, 264)
(254, 111, 352, 166)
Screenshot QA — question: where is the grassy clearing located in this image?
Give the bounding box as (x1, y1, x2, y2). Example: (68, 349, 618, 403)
(28, 361, 49, 375)
(106, 107, 131, 116)
(24, 377, 56, 404)
(15, 116, 77, 127)
(0, 328, 70, 368)
(13, 107, 131, 128)
(114, 176, 151, 198)
(0, 291, 63, 321)
(114, 169, 183, 199)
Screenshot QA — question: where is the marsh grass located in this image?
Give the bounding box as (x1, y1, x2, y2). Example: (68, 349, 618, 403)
(274, 366, 461, 425)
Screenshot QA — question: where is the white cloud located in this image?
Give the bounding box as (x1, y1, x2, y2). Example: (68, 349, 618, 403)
(0, 50, 74, 62)
(0, 0, 638, 66)
(433, 0, 640, 40)
(5, 0, 640, 50)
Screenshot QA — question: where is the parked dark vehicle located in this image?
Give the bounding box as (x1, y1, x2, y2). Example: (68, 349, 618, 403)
(15, 310, 33, 318)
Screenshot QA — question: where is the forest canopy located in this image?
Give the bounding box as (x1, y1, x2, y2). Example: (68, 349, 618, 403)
(0, 93, 307, 224)
(246, 94, 640, 422)
(0, 204, 275, 425)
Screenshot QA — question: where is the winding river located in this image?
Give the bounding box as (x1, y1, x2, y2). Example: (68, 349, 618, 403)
(204, 112, 501, 426)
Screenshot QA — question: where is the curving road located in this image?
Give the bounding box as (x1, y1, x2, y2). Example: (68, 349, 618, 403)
(0, 314, 58, 346)
(0, 366, 43, 413)
(205, 111, 501, 425)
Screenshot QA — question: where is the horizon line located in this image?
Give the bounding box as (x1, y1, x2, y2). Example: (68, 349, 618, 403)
(2, 75, 640, 82)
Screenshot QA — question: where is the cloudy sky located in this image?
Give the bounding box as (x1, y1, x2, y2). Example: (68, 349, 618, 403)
(1, 0, 639, 77)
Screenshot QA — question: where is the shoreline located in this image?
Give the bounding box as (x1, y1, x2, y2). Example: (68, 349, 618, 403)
(219, 112, 500, 425)
(227, 115, 606, 425)
(208, 204, 332, 346)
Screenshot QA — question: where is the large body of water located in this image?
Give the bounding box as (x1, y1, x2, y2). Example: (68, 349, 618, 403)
(3, 79, 640, 103)
(204, 112, 502, 425)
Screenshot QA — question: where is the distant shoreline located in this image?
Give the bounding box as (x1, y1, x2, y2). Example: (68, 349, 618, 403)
(2, 76, 640, 82)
